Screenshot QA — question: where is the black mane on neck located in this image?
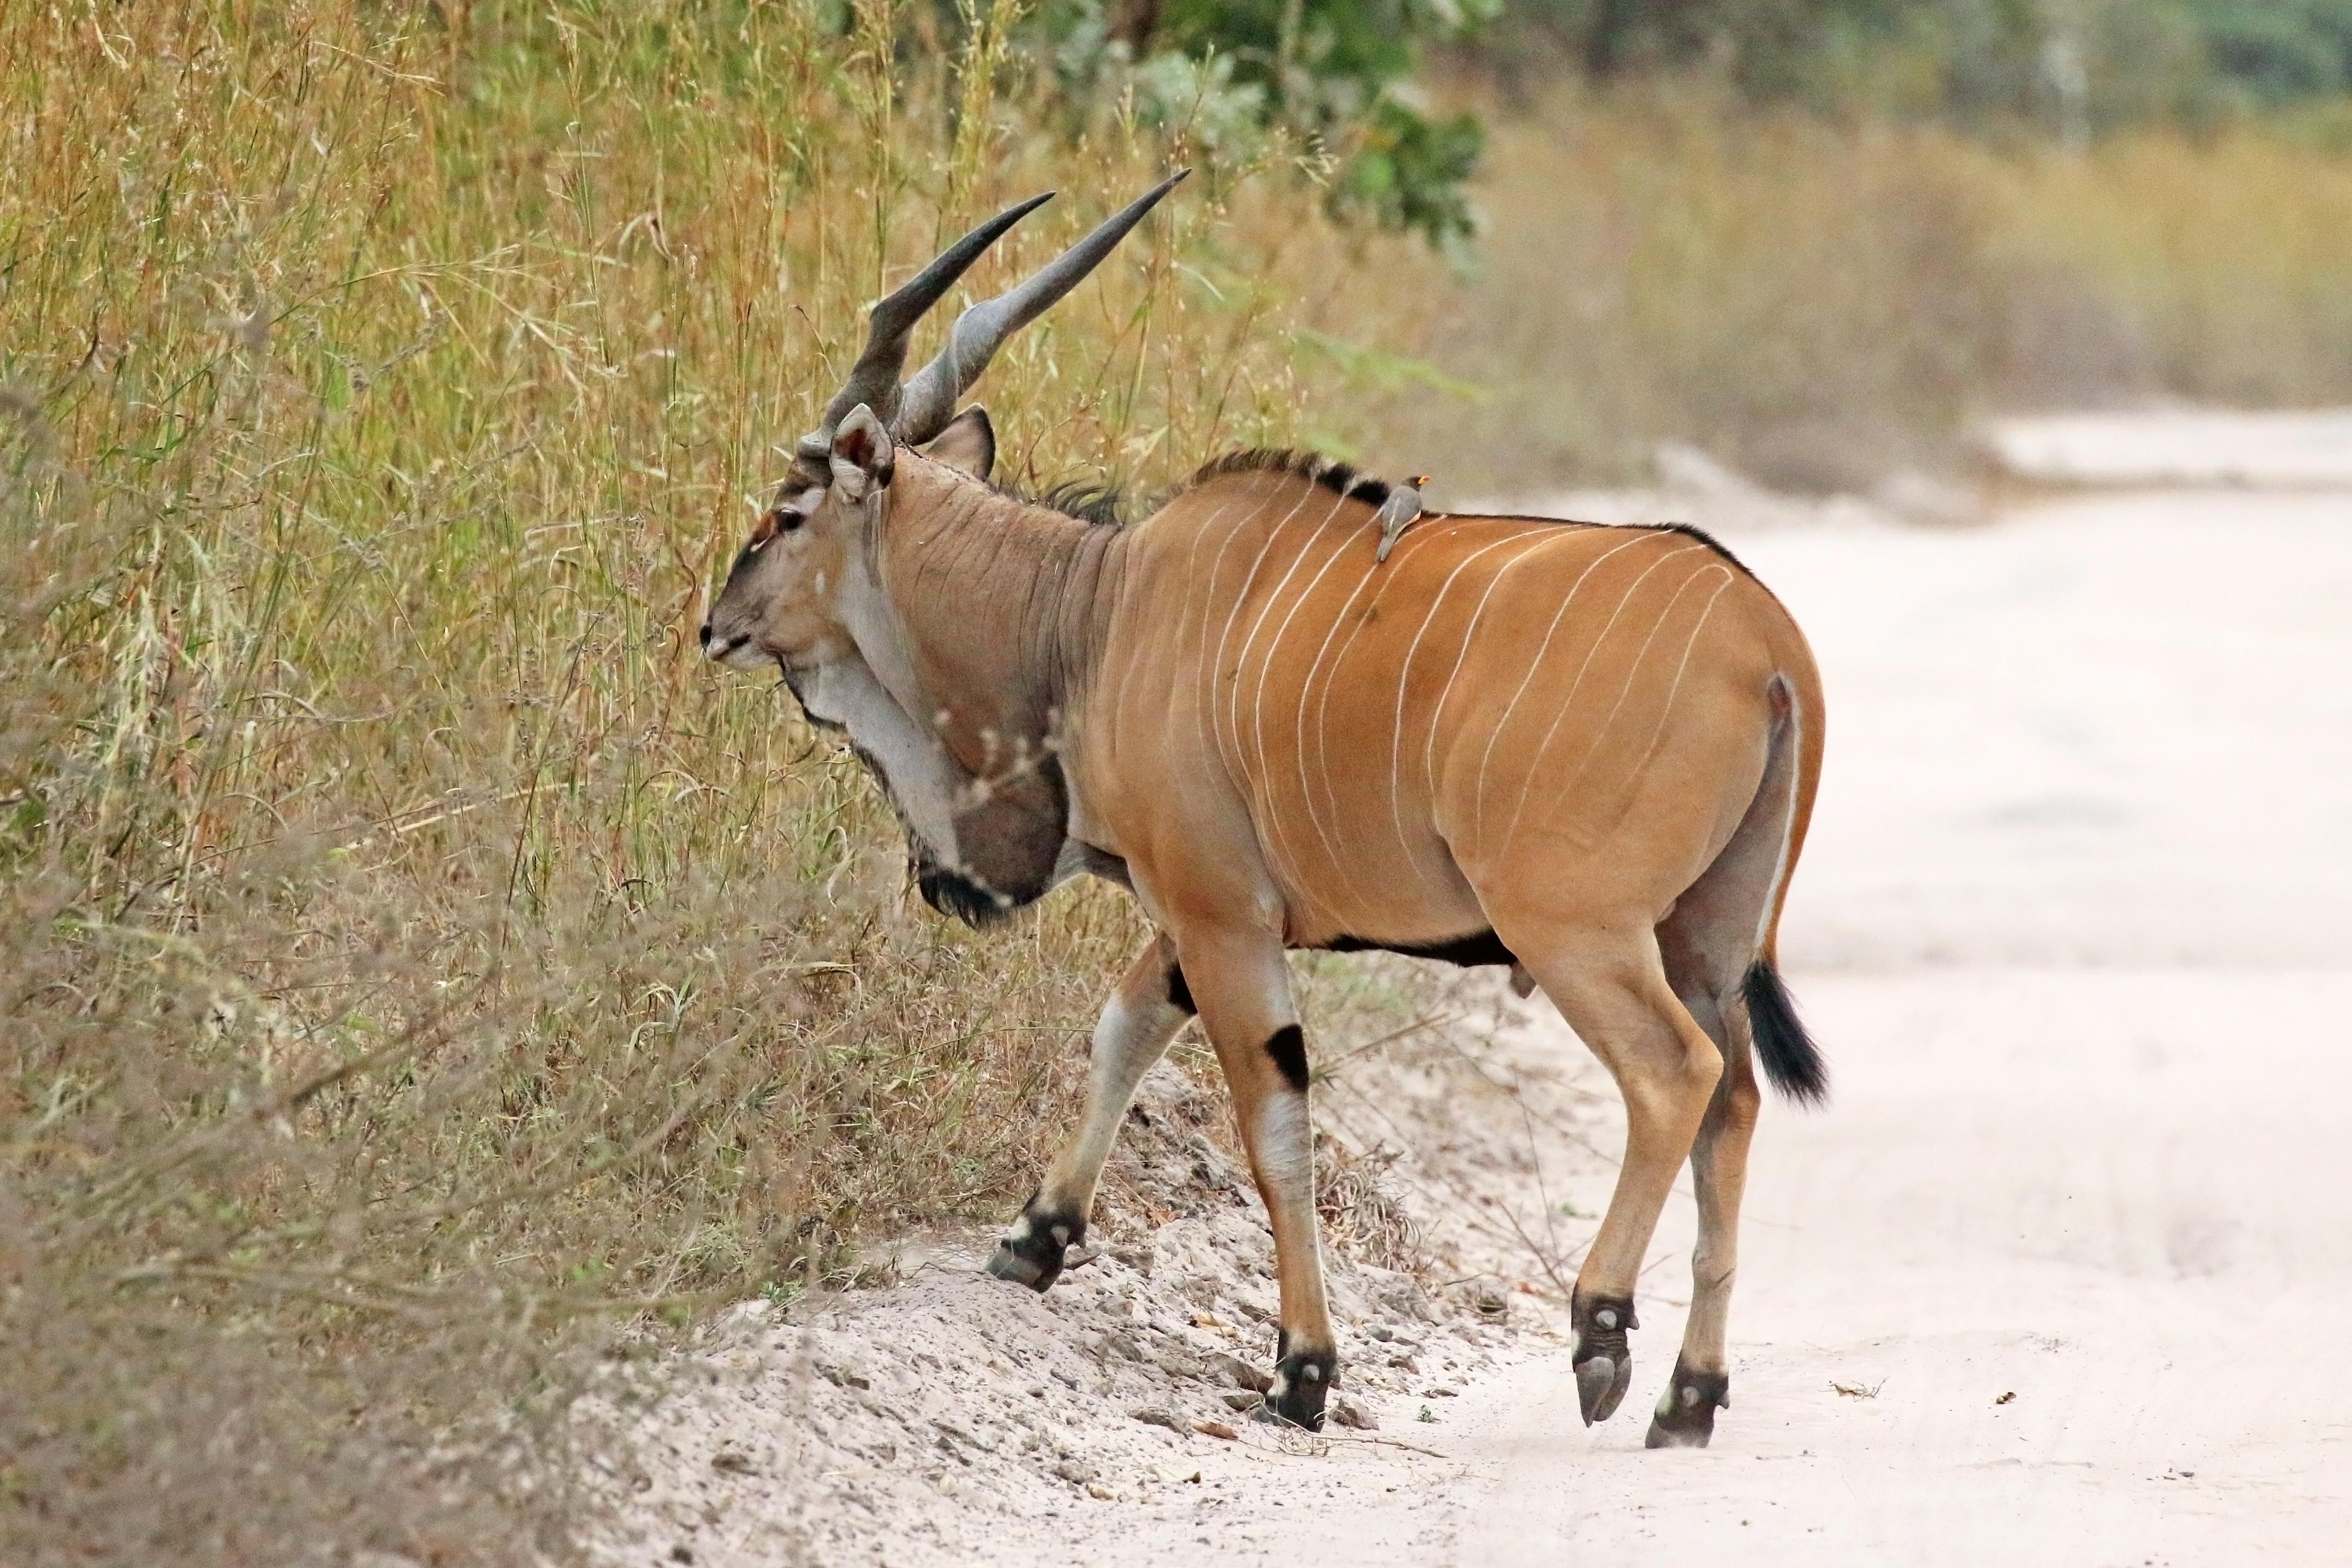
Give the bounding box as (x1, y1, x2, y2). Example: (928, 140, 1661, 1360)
(1185, 448, 1394, 509)
(980, 448, 1392, 533)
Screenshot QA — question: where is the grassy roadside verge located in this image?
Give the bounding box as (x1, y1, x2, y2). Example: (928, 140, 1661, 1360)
(0, 5, 1415, 1560)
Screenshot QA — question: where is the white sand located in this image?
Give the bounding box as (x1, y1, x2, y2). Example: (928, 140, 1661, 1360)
(1986, 407, 2352, 488)
(603, 427, 2352, 1564)
(1371, 481, 2352, 1563)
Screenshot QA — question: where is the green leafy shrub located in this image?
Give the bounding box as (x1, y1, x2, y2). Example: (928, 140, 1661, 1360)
(1028, 0, 1498, 243)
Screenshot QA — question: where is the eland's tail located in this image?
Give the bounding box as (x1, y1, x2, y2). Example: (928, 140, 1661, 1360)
(1743, 959, 1826, 1105)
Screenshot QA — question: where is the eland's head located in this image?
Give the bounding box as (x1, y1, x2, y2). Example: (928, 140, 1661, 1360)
(699, 173, 1186, 677)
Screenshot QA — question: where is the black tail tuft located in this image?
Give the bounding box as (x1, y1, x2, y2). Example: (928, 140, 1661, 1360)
(1744, 960, 1828, 1106)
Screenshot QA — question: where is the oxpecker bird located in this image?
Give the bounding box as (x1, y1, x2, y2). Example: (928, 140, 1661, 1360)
(1373, 474, 1430, 563)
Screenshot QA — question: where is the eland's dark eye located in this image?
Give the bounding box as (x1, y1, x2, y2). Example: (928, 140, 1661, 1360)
(747, 507, 803, 550)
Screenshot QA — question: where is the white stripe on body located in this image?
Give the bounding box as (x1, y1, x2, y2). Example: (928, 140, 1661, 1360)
(1386, 529, 1556, 893)
(1221, 485, 1354, 784)
(1416, 529, 1589, 829)
(1278, 521, 1451, 923)
(1226, 489, 1365, 912)
(1114, 495, 1240, 773)
(1498, 541, 1710, 846)
(1467, 533, 1652, 843)
(1548, 562, 1734, 818)
(1197, 479, 1323, 793)
(1183, 492, 1284, 794)
(1618, 569, 1740, 800)
(1300, 518, 1536, 921)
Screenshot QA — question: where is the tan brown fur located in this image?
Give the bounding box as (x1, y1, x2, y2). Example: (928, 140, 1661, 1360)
(710, 429, 1825, 1437)
(704, 151, 1821, 1443)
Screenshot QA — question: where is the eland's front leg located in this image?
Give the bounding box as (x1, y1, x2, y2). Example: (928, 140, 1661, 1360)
(987, 936, 1192, 1291)
(1171, 925, 1337, 1429)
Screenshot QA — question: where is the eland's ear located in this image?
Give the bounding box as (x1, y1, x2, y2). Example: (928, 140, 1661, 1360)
(922, 406, 996, 481)
(829, 404, 896, 499)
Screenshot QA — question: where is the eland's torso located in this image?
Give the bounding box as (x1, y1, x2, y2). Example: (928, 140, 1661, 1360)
(1072, 460, 1814, 948)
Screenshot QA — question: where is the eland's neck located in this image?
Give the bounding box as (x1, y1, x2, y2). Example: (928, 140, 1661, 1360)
(860, 452, 1121, 786)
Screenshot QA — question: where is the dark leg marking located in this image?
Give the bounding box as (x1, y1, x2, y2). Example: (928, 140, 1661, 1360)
(983, 1188, 1086, 1293)
(1321, 929, 1521, 969)
(1258, 1327, 1338, 1431)
(1571, 1289, 1638, 1426)
(1167, 961, 1196, 1016)
(1263, 1024, 1310, 1094)
(1645, 1354, 1731, 1449)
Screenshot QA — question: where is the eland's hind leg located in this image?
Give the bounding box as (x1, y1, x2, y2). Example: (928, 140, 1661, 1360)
(1500, 922, 1725, 1426)
(1644, 701, 1808, 1445)
(1651, 915, 1759, 1448)
(987, 936, 1192, 1291)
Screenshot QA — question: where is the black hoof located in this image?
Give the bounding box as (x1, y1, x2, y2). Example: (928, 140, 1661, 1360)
(1571, 1290, 1638, 1426)
(1576, 1354, 1630, 1425)
(982, 1195, 1083, 1294)
(1644, 1356, 1730, 1449)
(1262, 1331, 1336, 1431)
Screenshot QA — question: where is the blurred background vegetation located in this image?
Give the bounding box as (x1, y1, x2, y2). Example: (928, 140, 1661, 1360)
(1428, 0, 2352, 482)
(3, 1, 2346, 1563)
(1474, 0, 2352, 128)
(960, 0, 2352, 480)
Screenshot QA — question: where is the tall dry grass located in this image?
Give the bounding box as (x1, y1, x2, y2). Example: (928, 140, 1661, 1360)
(1413, 83, 2352, 489)
(0, 3, 1429, 1561)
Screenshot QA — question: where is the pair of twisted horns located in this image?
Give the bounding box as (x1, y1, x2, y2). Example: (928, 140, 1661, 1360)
(795, 170, 1189, 469)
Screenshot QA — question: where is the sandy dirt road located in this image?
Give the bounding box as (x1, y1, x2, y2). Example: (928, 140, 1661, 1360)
(608, 473, 2352, 1566)
(1446, 488, 2352, 1565)
(1050, 481, 2352, 1563)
